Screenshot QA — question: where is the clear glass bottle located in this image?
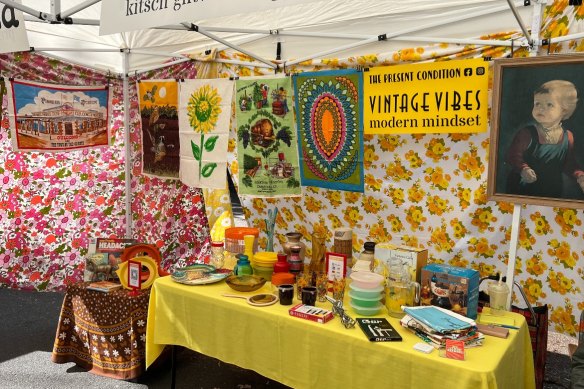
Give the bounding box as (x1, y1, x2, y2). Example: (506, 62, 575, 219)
(210, 241, 225, 269)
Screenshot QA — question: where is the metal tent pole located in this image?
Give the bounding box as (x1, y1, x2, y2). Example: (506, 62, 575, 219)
(122, 49, 133, 239)
(182, 23, 277, 69)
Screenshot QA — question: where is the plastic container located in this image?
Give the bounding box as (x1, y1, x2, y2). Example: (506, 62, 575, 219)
(348, 291, 383, 307)
(271, 272, 295, 287)
(349, 283, 384, 299)
(349, 301, 383, 316)
(349, 271, 384, 289)
(252, 263, 275, 281)
(253, 251, 278, 266)
(224, 227, 260, 254)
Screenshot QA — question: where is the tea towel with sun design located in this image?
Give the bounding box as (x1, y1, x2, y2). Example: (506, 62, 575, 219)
(179, 79, 234, 189)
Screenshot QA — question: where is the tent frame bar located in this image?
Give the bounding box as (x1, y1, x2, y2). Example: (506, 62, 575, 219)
(183, 23, 277, 69)
(506, 0, 533, 46)
(59, 0, 101, 19)
(0, 0, 48, 20)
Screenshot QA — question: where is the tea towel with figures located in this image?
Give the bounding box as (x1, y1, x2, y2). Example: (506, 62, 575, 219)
(292, 69, 364, 192)
(179, 79, 234, 189)
(236, 76, 302, 197)
(138, 80, 180, 179)
(6, 78, 112, 152)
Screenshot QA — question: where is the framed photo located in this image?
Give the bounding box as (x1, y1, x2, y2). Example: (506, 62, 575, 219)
(488, 55, 584, 209)
(128, 260, 142, 289)
(325, 252, 347, 282)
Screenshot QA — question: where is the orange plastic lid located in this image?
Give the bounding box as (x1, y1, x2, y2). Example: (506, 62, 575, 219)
(271, 272, 295, 286)
(224, 227, 260, 240)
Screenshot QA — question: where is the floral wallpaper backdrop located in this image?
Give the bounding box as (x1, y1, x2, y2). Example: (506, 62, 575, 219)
(0, 52, 207, 291)
(215, 2, 584, 337)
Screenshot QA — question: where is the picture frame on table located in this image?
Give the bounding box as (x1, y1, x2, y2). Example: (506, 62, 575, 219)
(128, 260, 142, 290)
(325, 252, 347, 282)
(487, 55, 584, 209)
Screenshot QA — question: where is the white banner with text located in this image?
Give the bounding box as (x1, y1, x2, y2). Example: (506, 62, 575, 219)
(0, 1, 29, 54)
(100, 0, 323, 35)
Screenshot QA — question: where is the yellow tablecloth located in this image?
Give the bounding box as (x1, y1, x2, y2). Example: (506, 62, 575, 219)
(146, 276, 535, 389)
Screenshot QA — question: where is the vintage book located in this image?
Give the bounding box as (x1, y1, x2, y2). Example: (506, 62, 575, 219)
(289, 304, 334, 324)
(356, 318, 403, 342)
(87, 280, 123, 293)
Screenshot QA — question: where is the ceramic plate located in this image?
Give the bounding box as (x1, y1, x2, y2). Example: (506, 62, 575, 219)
(171, 265, 231, 285)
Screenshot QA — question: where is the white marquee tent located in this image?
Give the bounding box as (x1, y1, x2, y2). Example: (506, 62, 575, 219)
(1, 0, 541, 75)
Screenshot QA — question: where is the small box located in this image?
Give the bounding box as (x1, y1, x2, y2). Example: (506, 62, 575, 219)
(289, 304, 334, 324)
(420, 263, 479, 319)
(374, 243, 428, 283)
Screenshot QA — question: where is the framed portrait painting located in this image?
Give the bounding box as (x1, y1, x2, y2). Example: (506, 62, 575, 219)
(488, 55, 584, 209)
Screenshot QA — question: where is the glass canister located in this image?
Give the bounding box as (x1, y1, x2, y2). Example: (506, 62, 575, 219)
(210, 241, 225, 269)
(359, 241, 376, 269)
(224, 227, 259, 254)
(333, 228, 353, 266)
(386, 265, 420, 318)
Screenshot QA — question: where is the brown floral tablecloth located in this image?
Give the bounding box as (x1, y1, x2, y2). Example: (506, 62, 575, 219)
(51, 282, 150, 380)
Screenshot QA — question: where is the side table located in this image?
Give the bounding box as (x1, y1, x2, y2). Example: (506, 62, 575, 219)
(51, 282, 150, 380)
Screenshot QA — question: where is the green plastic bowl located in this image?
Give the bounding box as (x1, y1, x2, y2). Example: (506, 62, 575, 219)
(349, 283, 384, 299)
(348, 291, 383, 307)
(349, 301, 383, 316)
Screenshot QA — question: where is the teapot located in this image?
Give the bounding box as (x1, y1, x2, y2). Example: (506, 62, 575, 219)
(385, 260, 420, 318)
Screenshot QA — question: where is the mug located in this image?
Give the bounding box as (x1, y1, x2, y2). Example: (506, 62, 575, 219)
(278, 284, 294, 305)
(301, 286, 317, 306)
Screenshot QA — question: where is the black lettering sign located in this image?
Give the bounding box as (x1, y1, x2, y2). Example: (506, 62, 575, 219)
(1, 5, 19, 29)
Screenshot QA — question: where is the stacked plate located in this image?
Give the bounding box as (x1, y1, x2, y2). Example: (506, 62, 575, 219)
(252, 252, 278, 280)
(349, 271, 385, 316)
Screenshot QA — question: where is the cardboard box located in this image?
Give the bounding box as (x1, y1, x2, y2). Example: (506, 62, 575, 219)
(420, 263, 479, 319)
(374, 243, 428, 283)
(289, 304, 334, 324)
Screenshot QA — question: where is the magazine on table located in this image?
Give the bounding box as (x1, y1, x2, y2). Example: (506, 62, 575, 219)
(356, 318, 403, 342)
(84, 237, 136, 281)
(403, 306, 475, 334)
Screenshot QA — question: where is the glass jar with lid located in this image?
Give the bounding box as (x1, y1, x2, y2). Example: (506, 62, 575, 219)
(360, 241, 376, 267)
(210, 241, 225, 269)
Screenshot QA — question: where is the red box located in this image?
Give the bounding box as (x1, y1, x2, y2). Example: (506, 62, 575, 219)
(289, 304, 334, 324)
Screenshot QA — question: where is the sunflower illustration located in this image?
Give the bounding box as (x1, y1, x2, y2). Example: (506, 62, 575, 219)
(187, 84, 222, 133)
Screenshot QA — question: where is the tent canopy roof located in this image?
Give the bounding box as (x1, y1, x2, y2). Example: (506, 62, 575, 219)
(15, 0, 535, 73)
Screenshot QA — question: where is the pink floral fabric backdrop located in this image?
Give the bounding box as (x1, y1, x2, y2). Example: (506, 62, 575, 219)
(0, 52, 208, 291)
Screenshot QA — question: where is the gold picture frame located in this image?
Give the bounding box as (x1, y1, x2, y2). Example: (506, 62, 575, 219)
(487, 54, 584, 209)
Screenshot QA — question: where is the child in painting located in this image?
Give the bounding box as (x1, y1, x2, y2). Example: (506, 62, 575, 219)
(505, 80, 584, 198)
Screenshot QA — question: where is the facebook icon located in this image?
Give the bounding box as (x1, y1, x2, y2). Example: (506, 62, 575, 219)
(464, 68, 473, 76)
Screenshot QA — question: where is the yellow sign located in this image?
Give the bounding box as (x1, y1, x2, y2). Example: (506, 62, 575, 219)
(364, 59, 488, 134)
